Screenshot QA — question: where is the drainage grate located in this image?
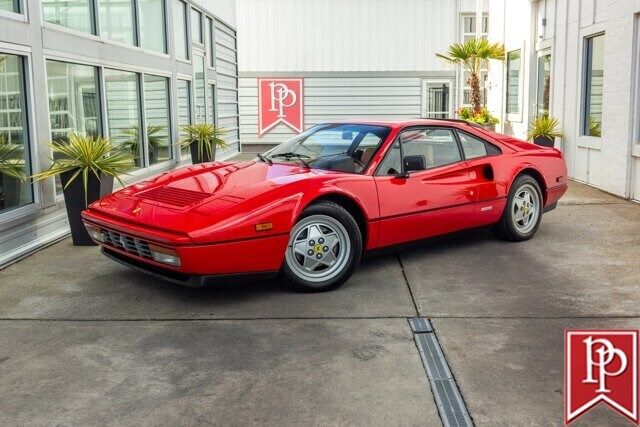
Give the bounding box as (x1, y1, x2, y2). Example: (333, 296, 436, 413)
(409, 317, 473, 427)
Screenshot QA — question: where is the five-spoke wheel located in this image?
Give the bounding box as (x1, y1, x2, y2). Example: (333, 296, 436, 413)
(282, 201, 362, 292)
(492, 174, 543, 242)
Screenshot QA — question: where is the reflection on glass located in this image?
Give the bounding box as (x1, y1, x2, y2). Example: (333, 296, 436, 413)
(583, 35, 604, 137)
(99, 0, 135, 45)
(139, 0, 166, 53)
(191, 8, 202, 43)
(424, 82, 449, 118)
(174, 0, 188, 60)
(104, 69, 140, 169)
(42, 0, 94, 34)
(0, 54, 33, 214)
(143, 75, 171, 165)
(506, 50, 521, 114)
(46, 60, 101, 194)
(193, 55, 206, 123)
(0, 0, 19, 13)
(206, 83, 215, 124)
(536, 54, 551, 116)
(206, 17, 215, 67)
(177, 79, 191, 157)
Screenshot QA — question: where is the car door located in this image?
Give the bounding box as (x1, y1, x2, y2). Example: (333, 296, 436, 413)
(373, 127, 479, 247)
(455, 130, 506, 226)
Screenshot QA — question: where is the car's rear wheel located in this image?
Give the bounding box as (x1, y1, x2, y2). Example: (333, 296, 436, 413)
(492, 174, 543, 242)
(282, 201, 362, 292)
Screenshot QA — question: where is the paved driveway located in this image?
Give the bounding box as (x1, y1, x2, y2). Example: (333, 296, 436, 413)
(0, 181, 638, 426)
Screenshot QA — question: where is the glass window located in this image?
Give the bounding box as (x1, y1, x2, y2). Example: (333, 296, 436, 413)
(191, 8, 203, 43)
(46, 60, 101, 194)
(269, 124, 390, 174)
(193, 55, 206, 123)
(423, 81, 450, 118)
(139, 0, 166, 53)
(0, 54, 33, 214)
(99, 0, 136, 46)
(536, 54, 551, 116)
(104, 69, 140, 169)
(143, 75, 171, 165)
(463, 15, 489, 41)
(583, 34, 604, 137)
(206, 16, 215, 67)
(42, 0, 94, 33)
(177, 79, 191, 157)
(506, 49, 521, 114)
(206, 83, 215, 124)
(0, 0, 19, 13)
(174, 0, 188, 60)
(458, 132, 488, 159)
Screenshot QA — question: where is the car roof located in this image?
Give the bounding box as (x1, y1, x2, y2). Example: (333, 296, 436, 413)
(321, 119, 481, 130)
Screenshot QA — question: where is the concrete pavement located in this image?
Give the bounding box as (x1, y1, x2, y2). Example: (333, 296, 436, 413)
(0, 180, 639, 426)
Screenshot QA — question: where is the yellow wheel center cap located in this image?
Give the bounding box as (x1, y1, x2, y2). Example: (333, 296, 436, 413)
(314, 244, 323, 253)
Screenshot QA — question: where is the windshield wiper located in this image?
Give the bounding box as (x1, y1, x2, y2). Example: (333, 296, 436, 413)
(269, 152, 311, 168)
(256, 153, 273, 165)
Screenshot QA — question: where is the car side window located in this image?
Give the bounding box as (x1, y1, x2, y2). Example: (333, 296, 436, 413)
(457, 131, 501, 159)
(376, 128, 462, 175)
(402, 128, 461, 169)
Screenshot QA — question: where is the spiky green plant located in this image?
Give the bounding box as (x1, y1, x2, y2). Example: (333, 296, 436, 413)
(588, 117, 601, 137)
(437, 38, 505, 114)
(527, 115, 564, 141)
(180, 123, 229, 162)
(32, 133, 133, 206)
(0, 134, 26, 181)
(120, 124, 167, 165)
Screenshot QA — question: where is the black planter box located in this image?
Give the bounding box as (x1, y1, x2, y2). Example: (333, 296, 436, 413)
(190, 143, 216, 164)
(534, 135, 555, 147)
(60, 170, 114, 246)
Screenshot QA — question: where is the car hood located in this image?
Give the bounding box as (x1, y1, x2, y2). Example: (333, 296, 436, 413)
(86, 161, 316, 235)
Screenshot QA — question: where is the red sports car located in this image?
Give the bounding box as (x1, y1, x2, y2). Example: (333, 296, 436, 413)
(82, 119, 567, 292)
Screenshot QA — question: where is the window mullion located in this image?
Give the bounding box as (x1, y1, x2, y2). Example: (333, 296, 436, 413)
(139, 73, 148, 167)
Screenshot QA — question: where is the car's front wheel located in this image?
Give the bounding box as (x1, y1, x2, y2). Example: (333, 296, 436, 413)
(492, 174, 543, 242)
(282, 201, 362, 292)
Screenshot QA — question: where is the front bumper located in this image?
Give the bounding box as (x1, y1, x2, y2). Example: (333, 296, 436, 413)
(82, 216, 289, 286)
(102, 248, 278, 287)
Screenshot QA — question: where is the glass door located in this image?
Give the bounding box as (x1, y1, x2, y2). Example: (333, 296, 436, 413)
(421, 79, 453, 119)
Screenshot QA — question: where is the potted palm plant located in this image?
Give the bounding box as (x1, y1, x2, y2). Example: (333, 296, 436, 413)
(527, 115, 563, 147)
(32, 133, 132, 246)
(121, 125, 167, 166)
(180, 123, 229, 164)
(0, 135, 27, 211)
(437, 38, 505, 118)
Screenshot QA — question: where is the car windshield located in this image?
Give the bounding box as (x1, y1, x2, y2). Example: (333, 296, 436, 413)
(265, 123, 391, 173)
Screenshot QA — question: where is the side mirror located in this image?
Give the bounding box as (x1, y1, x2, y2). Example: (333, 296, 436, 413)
(403, 155, 426, 173)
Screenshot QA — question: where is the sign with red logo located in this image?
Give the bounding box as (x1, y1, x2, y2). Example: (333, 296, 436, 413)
(565, 330, 639, 424)
(258, 78, 303, 136)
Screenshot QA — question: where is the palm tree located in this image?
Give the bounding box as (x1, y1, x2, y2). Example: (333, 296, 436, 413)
(437, 38, 505, 114)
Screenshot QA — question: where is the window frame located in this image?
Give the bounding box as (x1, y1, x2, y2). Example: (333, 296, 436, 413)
(141, 73, 173, 166)
(580, 32, 605, 139)
(173, 0, 190, 62)
(420, 78, 454, 119)
(190, 6, 203, 45)
(505, 48, 523, 122)
(535, 50, 552, 117)
(0, 50, 39, 221)
(0, 0, 25, 18)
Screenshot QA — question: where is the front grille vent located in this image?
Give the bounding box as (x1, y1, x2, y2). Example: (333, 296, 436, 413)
(102, 228, 152, 259)
(137, 186, 210, 207)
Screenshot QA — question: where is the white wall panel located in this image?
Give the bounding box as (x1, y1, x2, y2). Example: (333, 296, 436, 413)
(237, 0, 463, 72)
(215, 19, 240, 156)
(239, 76, 425, 145)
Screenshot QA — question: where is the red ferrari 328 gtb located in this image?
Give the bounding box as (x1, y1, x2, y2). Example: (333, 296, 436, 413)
(82, 119, 567, 292)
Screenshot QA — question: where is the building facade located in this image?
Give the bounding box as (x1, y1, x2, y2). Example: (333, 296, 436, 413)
(487, 0, 640, 202)
(236, 0, 489, 146)
(0, 0, 239, 266)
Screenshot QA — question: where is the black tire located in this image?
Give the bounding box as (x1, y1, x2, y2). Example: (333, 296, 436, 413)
(281, 201, 362, 292)
(492, 174, 543, 242)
